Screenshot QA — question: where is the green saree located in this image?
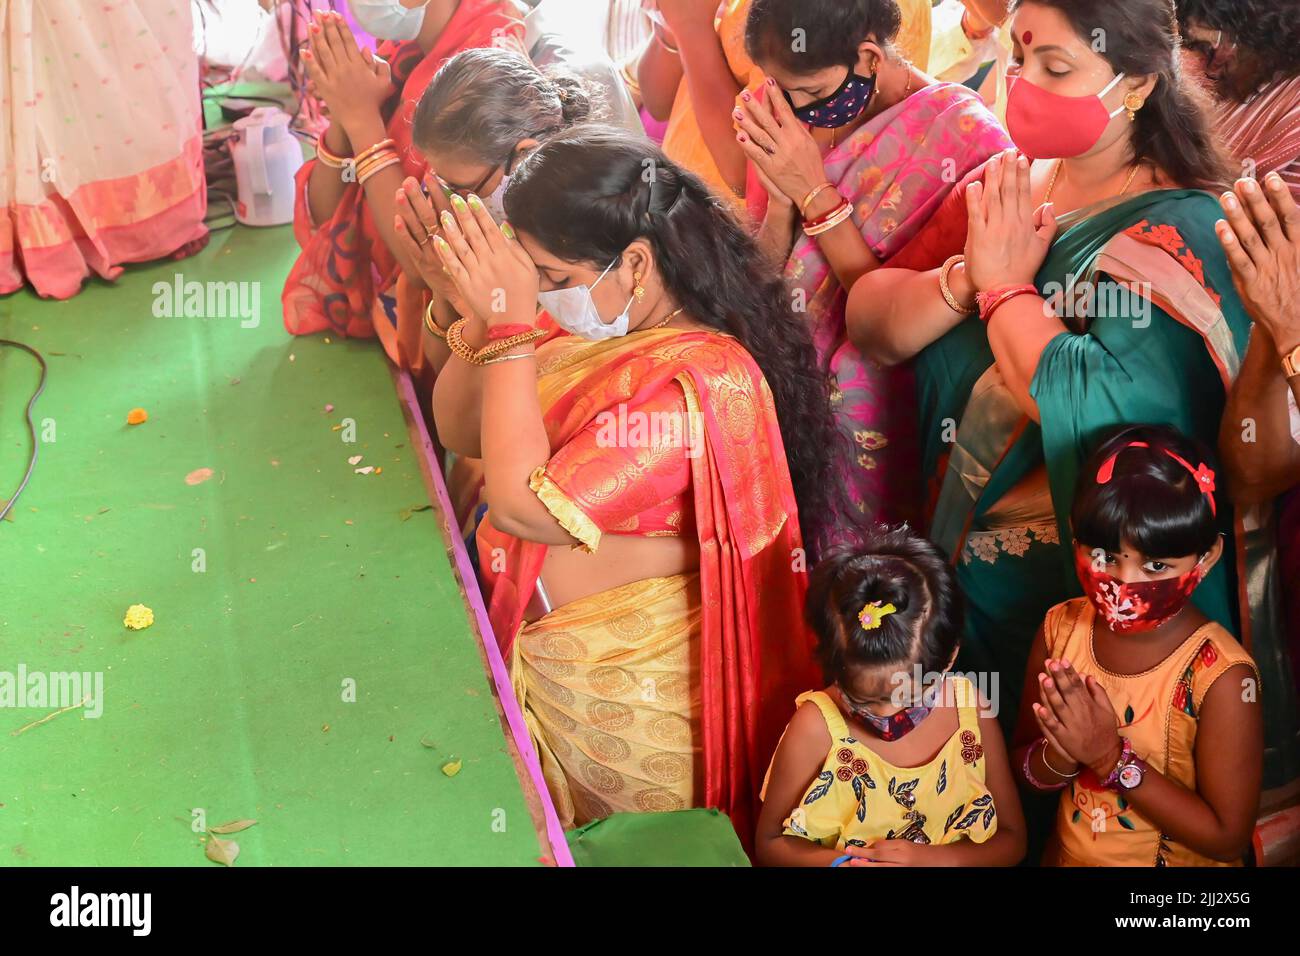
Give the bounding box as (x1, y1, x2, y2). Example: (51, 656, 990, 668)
(912, 188, 1300, 788)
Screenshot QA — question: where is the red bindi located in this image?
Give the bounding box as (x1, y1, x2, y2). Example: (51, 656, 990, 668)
(1021, 30, 1033, 44)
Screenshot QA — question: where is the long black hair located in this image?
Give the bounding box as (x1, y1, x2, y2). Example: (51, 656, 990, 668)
(1177, 0, 1300, 100)
(412, 47, 600, 163)
(806, 527, 963, 686)
(1072, 424, 1221, 559)
(1013, 0, 1233, 191)
(504, 126, 850, 557)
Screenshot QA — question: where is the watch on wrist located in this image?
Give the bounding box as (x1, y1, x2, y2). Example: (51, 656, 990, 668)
(1282, 343, 1300, 379)
(1117, 755, 1148, 791)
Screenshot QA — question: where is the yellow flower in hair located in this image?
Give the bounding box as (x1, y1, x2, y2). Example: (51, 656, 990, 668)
(858, 601, 897, 631)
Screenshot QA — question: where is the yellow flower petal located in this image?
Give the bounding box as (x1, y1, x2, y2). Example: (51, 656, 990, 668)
(123, 604, 154, 630)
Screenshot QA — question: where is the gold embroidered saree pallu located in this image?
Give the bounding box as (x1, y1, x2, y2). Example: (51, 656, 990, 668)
(478, 329, 820, 846)
(512, 573, 702, 828)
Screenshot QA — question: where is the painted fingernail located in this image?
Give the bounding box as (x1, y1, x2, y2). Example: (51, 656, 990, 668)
(734, 110, 744, 121)
(433, 236, 450, 251)
(451, 194, 467, 210)
(501, 222, 516, 240)
(737, 133, 747, 142)
(468, 193, 484, 209)
(766, 77, 775, 86)
(741, 91, 751, 102)
(441, 211, 455, 228)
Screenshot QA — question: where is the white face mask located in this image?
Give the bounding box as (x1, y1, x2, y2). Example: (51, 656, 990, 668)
(350, 0, 428, 42)
(537, 258, 635, 341)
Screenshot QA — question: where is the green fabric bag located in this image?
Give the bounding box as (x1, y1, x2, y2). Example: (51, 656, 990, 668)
(566, 809, 751, 867)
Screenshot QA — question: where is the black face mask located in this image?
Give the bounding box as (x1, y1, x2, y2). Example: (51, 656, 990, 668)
(785, 69, 877, 128)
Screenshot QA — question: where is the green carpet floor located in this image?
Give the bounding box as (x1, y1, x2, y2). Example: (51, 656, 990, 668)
(0, 225, 544, 865)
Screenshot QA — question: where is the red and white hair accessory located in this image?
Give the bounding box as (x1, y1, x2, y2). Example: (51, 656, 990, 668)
(1095, 441, 1217, 516)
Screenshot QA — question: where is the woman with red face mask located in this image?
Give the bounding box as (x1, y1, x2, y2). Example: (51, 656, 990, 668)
(838, 0, 1300, 798)
(1011, 425, 1263, 867)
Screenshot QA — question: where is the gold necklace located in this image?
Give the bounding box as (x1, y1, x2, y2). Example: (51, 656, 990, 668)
(644, 307, 684, 331)
(1044, 159, 1143, 204)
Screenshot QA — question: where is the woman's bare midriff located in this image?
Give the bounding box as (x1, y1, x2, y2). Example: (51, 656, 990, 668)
(525, 533, 699, 621)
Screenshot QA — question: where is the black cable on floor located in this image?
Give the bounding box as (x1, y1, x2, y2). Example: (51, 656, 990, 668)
(0, 339, 48, 523)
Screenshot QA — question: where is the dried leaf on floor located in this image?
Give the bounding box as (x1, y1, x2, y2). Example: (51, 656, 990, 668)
(204, 835, 240, 867)
(208, 819, 258, 834)
(400, 504, 433, 522)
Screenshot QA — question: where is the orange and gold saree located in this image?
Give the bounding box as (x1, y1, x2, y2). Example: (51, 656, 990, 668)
(477, 328, 820, 846)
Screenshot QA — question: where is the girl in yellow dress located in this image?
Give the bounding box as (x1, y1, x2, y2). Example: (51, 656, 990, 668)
(756, 528, 1026, 866)
(1013, 425, 1263, 866)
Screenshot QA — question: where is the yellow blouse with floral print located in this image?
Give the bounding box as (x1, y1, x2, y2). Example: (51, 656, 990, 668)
(1042, 599, 1258, 868)
(773, 677, 998, 850)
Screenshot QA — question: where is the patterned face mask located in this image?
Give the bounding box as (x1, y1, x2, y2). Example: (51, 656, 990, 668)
(1074, 550, 1207, 634)
(785, 69, 877, 129)
(844, 681, 942, 741)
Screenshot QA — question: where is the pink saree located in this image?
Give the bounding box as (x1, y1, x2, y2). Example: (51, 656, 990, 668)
(766, 82, 1011, 522)
(0, 0, 207, 299)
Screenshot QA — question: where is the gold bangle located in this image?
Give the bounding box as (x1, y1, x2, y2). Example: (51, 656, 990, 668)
(620, 61, 641, 96)
(939, 255, 976, 315)
(446, 318, 483, 365)
(1041, 743, 1081, 779)
(353, 148, 392, 172)
(800, 181, 836, 214)
(481, 351, 537, 366)
(424, 300, 448, 340)
(356, 150, 401, 185)
(472, 328, 547, 363)
(353, 137, 396, 166)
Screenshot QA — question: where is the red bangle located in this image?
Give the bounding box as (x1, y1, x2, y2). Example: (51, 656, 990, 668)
(976, 284, 1038, 324)
(802, 196, 850, 228)
(486, 323, 536, 341)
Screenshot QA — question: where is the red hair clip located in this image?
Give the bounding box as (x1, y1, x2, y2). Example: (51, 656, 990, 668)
(1095, 441, 1216, 516)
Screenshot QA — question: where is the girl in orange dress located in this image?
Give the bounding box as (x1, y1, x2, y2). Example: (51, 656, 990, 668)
(1013, 425, 1263, 866)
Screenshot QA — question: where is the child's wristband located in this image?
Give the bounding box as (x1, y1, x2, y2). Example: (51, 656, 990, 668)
(830, 854, 854, 868)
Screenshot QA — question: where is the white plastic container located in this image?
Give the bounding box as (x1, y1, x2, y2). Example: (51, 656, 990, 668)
(230, 107, 304, 227)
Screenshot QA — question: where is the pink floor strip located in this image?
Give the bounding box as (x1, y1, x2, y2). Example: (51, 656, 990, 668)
(395, 370, 575, 867)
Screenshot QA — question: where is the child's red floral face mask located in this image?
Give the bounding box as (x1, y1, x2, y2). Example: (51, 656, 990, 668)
(1073, 550, 1207, 634)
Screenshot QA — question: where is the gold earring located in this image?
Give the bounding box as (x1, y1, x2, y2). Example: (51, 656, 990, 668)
(1124, 92, 1145, 122)
(633, 271, 645, 302)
